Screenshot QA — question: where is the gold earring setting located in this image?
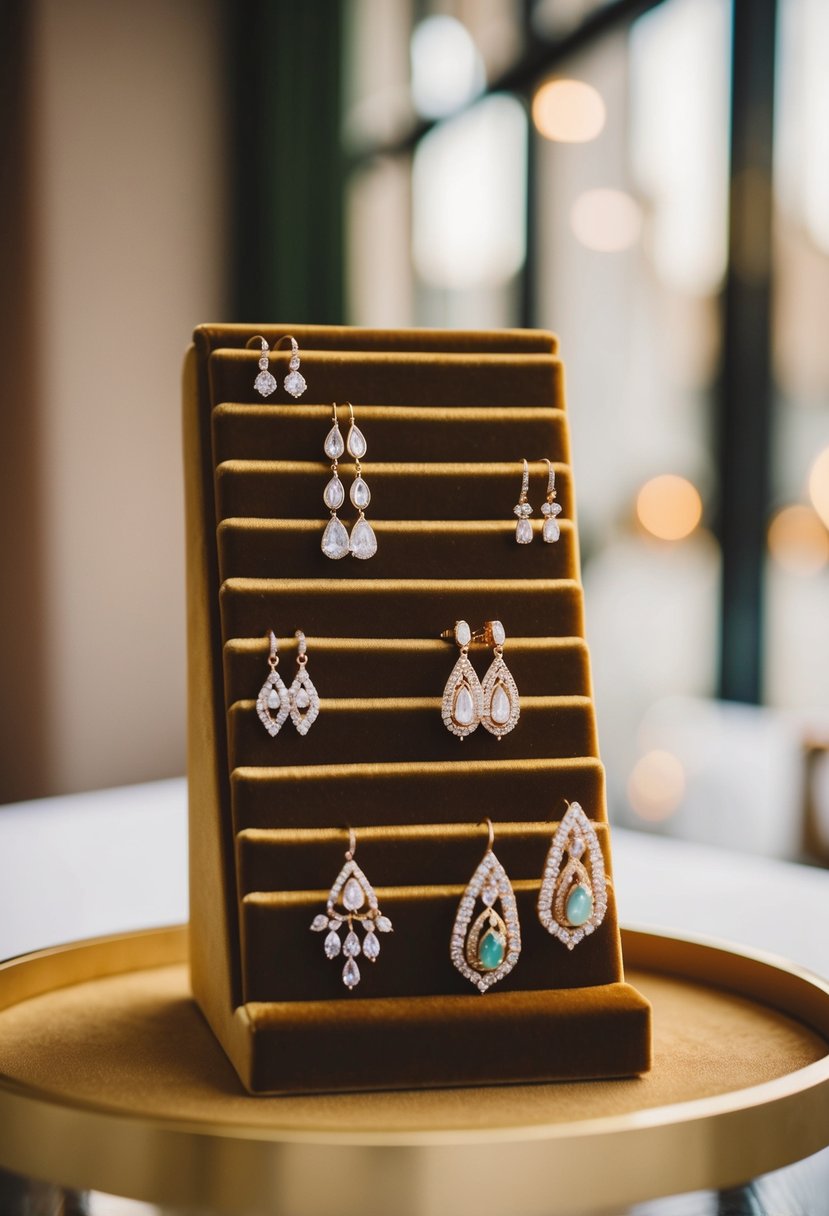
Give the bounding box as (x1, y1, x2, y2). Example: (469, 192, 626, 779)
(451, 819, 521, 993)
(537, 802, 608, 949)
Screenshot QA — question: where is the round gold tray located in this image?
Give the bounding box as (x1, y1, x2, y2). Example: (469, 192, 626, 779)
(0, 925, 828, 1215)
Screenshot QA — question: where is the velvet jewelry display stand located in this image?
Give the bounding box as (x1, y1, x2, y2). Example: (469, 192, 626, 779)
(183, 324, 652, 1094)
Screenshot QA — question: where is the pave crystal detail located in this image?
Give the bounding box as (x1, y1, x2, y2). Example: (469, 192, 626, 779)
(288, 665, 320, 736)
(256, 668, 290, 736)
(441, 653, 484, 738)
(311, 853, 393, 990)
(284, 369, 307, 398)
(480, 629, 520, 738)
(350, 516, 378, 560)
(254, 369, 277, 397)
(322, 514, 350, 560)
(537, 802, 608, 950)
(451, 847, 521, 993)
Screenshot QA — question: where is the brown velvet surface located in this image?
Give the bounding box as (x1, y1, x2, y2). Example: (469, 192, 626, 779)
(215, 461, 573, 522)
(186, 323, 650, 1094)
(213, 405, 571, 465)
(219, 578, 585, 641)
(196, 322, 559, 356)
(223, 637, 592, 706)
(230, 757, 606, 832)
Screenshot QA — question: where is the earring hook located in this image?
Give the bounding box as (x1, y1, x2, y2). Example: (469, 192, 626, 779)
(345, 826, 357, 859)
(479, 817, 495, 851)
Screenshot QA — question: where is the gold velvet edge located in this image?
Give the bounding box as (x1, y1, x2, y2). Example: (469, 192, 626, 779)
(195, 322, 559, 355)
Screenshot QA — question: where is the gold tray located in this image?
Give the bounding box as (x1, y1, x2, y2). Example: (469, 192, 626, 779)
(0, 925, 828, 1215)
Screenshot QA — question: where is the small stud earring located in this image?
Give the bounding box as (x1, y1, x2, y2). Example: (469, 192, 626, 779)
(537, 801, 609, 950)
(276, 334, 307, 398)
(541, 458, 563, 544)
(440, 620, 483, 739)
(256, 631, 291, 736)
(310, 828, 393, 991)
(451, 819, 521, 993)
(475, 620, 520, 738)
(288, 631, 320, 735)
(513, 458, 534, 544)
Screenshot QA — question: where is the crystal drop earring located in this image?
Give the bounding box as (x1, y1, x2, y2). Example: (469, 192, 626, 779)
(310, 828, 393, 991)
(513, 459, 534, 544)
(255, 631, 291, 736)
(450, 819, 521, 993)
(288, 631, 320, 735)
(541, 458, 563, 544)
(440, 620, 483, 739)
(345, 402, 378, 560)
(476, 620, 520, 739)
(321, 404, 350, 560)
(276, 334, 306, 398)
(251, 335, 277, 398)
(537, 801, 609, 949)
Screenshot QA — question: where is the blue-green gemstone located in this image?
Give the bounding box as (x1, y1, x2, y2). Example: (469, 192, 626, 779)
(566, 884, 593, 927)
(478, 929, 506, 971)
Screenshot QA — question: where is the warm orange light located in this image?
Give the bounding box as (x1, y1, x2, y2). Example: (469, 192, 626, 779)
(768, 504, 829, 575)
(570, 188, 642, 252)
(636, 474, 703, 541)
(627, 750, 685, 822)
(808, 446, 829, 530)
(532, 79, 606, 143)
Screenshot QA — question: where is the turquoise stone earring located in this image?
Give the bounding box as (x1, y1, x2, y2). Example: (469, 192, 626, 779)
(537, 801, 608, 949)
(450, 819, 521, 993)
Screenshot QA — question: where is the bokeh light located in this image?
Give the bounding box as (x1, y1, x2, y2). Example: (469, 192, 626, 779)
(636, 474, 703, 541)
(627, 749, 686, 822)
(532, 79, 606, 143)
(410, 16, 485, 120)
(570, 188, 643, 252)
(808, 445, 829, 529)
(768, 504, 829, 575)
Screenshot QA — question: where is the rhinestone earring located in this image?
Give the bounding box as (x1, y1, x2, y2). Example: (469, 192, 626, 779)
(276, 334, 306, 398)
(541, 458, 563, 544)
(255, 631, 291, 736)
(321, 403, 350, 560)
(513, 458, 534, 544)
(288, 631, 320, 735)
(345, 402, 377, 560)
(451, 819, 521, 993)
(251, 335, 277, 398)
(475, 620, 520, 738)
(310, 828, 393, 991)
(440, 620, 483, 739)
(537, 801, 608, 950)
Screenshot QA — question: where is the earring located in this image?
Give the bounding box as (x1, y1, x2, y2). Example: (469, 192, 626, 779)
(451, 819, 521, 993)
(345, 402, 377, 560)
(476, 620, 520, 738)
(541, 458, 563, 544)
(321, 404, 350, 560)
(276, 334, 306, 398)
(310, 828, 393, 990)
(440, 620, 483, 738)
(513, 458, 534, 544)
(288, 631, 320, 735)
(256, 631, 291, 736)
(251, 335, 277, 398)
(537, 802, 608, 950)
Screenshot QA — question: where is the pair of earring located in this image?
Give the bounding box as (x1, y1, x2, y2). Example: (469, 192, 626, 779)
(251, 334, 307, 399)
(309, 804, 608, 995)
(256, 631, 319, 737)
(452, 806, 608, 993)
(441, 620, 519, 740)
(321, 403, 377, 560)
(514, 458, 562, 544)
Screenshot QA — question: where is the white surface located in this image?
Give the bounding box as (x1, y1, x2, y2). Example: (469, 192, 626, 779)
(1, 778, 829, 982)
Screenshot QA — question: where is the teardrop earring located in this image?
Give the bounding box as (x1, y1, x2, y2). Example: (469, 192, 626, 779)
(440, 620, 483, 739)
(310, 828, 393, 990)
(321, 404, 350, 560)
(276, 334, 307, 398)
(541, 458, 563, 543)
(513, 458, 534, 543)
(345, 402, 377, 560)
(537, 801, 609, 950)
(255, 631, 291, 736)
(476, 620, 520, 738)
(250, 335, 277, 398)
(451, 819, 521, 993)
(288, 631, 320, 735)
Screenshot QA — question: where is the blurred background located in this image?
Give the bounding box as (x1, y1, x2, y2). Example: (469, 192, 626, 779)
(3, 0, 829, 864)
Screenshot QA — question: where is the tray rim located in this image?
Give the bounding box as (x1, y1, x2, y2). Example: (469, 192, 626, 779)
(1, 923, 828, 1215)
